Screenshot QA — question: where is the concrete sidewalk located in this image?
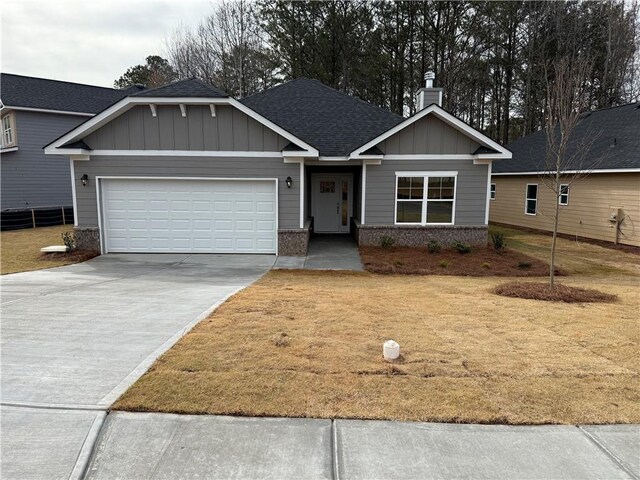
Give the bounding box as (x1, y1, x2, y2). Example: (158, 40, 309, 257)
(275, 234, 364, 270)
(85, 412, 640, 480)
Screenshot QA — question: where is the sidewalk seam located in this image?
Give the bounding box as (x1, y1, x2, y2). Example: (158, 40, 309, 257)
(577, 425, 639, 480)
(68, 411, 107, 480)
(331, 419, 340, 480)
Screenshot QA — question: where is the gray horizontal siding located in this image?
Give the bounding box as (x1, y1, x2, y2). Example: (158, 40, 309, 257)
(379, 115, 480, 155)
(82, 105, 291, 152)
(2, 111, 84, 209)
(74, 156, 300, 229)
(365, 159, 488, 225)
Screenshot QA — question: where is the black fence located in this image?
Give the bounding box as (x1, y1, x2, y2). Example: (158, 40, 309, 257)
(1, 207, 74, 231)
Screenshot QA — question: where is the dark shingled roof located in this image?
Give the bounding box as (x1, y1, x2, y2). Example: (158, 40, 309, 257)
(0, 73, 141, 114)
(494, 103, 640, 173)
(132, 78, 228, 98)
(240, 78, 403, 156)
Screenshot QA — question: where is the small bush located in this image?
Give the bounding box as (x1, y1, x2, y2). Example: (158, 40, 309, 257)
(481, 262, 491, 269)
(491, 232, 506, 251)
(439, 260, 450, 268)
(380, 235, 395, 249)
(61, 231, 75, 250)
(271, 332, 290, 347)
(453, 241, 472, 254)
(427, 240, 441, 254)
(518, 261, 532, 270)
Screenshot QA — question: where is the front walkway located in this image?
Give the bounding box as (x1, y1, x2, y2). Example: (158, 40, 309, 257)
(85, 412, 638, 479)
(275, 234, 364, 271)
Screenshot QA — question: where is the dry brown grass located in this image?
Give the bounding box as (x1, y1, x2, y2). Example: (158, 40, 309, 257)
(114, 270, 640, 424)
(495, 282, 618, 303)
(0, 225, 96, 275)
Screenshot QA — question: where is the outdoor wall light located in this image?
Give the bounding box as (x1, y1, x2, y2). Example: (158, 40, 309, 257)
(81, 174, 89, 187)
(286, 176, 292, 188)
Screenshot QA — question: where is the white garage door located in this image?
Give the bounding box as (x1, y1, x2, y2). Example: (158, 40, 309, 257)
(101, 178, 277, 253)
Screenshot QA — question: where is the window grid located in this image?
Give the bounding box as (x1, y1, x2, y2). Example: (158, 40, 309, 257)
(396, 175, 456, 225)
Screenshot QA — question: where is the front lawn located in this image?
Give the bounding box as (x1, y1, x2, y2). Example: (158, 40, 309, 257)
(114, 270, 639, 424)
(0, 225, 96, 275)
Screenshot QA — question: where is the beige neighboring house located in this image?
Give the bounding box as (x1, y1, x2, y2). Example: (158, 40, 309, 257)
(490, 103, 640, 247)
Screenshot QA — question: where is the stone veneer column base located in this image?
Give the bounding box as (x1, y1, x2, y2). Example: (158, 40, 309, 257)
(354, 222, 488, 247)
(278, 222, 311, 256)
(74, 227, 101, 252)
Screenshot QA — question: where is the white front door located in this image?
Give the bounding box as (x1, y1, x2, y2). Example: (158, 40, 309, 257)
(313, 175, 351, 233)
(100, 178, 277, 253)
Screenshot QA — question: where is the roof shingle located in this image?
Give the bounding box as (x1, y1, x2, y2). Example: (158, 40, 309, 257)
(132, 78, 228, 98)
(494, 103, 640, 173)
(0, 73, 139, 114)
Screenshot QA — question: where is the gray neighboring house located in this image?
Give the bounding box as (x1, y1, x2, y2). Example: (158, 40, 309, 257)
(0, 73, 141, 214)
(45, 75, 511, 256)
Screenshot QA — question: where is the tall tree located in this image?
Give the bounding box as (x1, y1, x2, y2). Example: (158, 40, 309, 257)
(114, 55, 176, 89)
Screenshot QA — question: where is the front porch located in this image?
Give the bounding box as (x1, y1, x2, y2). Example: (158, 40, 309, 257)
(274, 234, 364, 271)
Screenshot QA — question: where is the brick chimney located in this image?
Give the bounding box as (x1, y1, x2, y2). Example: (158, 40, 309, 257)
(417, 71, 443, 109)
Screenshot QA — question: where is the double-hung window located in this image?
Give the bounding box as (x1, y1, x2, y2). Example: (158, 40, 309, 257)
(2, 113, 16, 148)
(559, 184, 569, 205)
(490, 183, 496, 200)
(525, 184, 538, 215)
(395, 172, 456, 225)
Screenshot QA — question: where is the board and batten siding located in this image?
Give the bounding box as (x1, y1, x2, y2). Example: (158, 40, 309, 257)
(490, 173, 640, 247)
(365, 159, 489, 225)
(73, 156, 301, 229)
(377, 115, 481, 155)
(1, 111, 84, 209)
(82, 105, 291, 152)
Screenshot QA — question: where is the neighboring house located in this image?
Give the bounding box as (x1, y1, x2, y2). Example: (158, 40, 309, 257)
(44, 75, 511, 256)
(490, 103, 639, 247)
(0, 73, 141, 221)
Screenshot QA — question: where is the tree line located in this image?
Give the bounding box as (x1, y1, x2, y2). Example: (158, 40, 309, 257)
(115, 0, 639, 144)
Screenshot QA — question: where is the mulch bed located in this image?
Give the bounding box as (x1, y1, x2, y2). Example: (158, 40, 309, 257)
(494, 282, 617, 303)
(39, 249, 99, 264)
(360, 246, 558, 276)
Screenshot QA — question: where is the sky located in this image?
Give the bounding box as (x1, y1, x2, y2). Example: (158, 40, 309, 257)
(1, 0, 213, 88)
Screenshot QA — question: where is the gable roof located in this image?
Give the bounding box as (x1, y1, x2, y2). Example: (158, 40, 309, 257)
(131, 78, 228, 98)
(240, 78, 404, 157)
(0, 73, 142, 114)
(494, 102, 640, 174)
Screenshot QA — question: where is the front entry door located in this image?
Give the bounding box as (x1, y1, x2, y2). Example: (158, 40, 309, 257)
(313, 175, 351, 233)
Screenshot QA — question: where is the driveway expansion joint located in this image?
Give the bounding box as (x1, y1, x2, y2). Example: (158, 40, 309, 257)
(577, 425, 640, 480)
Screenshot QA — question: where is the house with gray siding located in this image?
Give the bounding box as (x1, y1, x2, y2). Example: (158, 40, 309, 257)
(45, 74, 511, 255)
(0, 73, 140, 220)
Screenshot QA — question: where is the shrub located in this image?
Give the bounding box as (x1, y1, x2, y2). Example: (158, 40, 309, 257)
(452, 241, 472, 254)
(491, 232, 506, 251)
(61, 231, 75, 250)
(427, 240, 441, 254)
(380, 235, 395, 248)
(481, 262, 491, 269)
(439, 260, 450, 268)
(518, 261, 532, 270)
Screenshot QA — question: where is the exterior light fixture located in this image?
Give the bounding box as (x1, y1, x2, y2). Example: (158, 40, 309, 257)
(81, 174, 88, 186)
(286, 176, 292, 188)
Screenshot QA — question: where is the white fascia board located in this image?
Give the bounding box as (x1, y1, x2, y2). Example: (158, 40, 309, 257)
(395, 170, 458, 177)
(46, 95, 319, 158)
(1, 105, 94, 117)
(228, 98, 318, 157)
(492, 168, 640, 176)
(48, 148, 90, 156)
(87, 150, 285, 158)
(318, 156, 349, 161)
(350, 104, 511, 158)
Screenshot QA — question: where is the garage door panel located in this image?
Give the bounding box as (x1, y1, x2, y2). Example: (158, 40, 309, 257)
(102, 179, 277, 253)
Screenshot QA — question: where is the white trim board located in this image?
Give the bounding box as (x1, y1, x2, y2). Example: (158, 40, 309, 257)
(350, 104, 512, 160)
(1, 105, 94, 117)
(393, 172, 458, 226)
(95, 176, 279, 255)
(73, 150, 286, 158)
(44, 96, 319, 157)
(492, 168, 640, 175)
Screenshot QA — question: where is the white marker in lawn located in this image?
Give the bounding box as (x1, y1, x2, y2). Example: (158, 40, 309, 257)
(383, 340, 400, 361)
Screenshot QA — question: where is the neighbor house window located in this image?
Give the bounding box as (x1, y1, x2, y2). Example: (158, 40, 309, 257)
(1, 112, 16, 148)
(490, 183, 496, 200)
(559, 184, 569, 205)
(525, 184, 538, 215)
(395, 172, 456, 225)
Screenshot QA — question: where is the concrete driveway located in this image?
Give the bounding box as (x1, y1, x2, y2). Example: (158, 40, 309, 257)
(1, 254, 273, 480)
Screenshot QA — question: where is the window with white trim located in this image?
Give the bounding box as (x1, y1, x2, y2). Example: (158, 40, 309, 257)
(1, 112, 16, 148)
(559, 184, 569, 205)
(490, 183, 496, 200)
(396, 173, 456, 224)
(525, 184, 538, 215)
